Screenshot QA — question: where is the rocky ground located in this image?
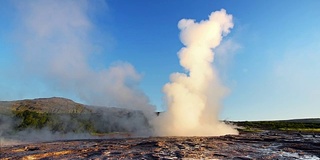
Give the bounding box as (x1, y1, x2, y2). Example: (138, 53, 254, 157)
(1, 131, 320, 159)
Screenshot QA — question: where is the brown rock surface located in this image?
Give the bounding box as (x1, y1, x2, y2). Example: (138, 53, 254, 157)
(1, 131, 319, 159)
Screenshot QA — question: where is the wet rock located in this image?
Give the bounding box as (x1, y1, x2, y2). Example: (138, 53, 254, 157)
(174, 151, 183, 158)
(162, 156, 177, 160)
(176, 143, 185, 149)
(233, 156, 252, 160)
(1, 131, 319, 159)
(213, 153, 228, 158)
(263, 137, 277, 142)
(136, 141, 158, 147)
(24, 146, 40, 151)
(109, 151, 122, 155)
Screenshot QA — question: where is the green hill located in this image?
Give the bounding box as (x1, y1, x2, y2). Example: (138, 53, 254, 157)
(281, 118, 320, 123)
(0, 97, 151, 135)
(1, 97, 91, 114)
(233, 119, 320, 133)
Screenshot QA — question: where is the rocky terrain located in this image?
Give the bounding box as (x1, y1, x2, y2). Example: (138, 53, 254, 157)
(1, 98, 320, 159)
(1, 131, 320, 159)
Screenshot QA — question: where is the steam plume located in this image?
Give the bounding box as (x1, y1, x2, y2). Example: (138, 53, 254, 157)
(154, 9, 238, 136)
(0, 0, 156, 145)
(12, 0, 155, 115)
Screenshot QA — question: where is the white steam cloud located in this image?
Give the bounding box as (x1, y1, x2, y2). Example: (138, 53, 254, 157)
(154, 9, 238, 136)
(12, 0, 155, 115)
(0, 0, 157, 146)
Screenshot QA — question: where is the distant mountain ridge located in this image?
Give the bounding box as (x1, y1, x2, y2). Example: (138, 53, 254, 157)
(0, 97, 91, 114)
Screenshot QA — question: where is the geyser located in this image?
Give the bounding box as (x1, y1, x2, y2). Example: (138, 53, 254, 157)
(154, 9, 238, 136)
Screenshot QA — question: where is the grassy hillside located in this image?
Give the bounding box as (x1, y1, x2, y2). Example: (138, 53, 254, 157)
(0, 97, 151, 135)
(10, 97, 92, 114)
(281, 118, 320, 123)
(234, 119, 320, 133)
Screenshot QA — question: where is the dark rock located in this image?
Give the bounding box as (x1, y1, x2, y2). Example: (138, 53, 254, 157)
(24, 146, 40, 151)
(233, 156, 252, 160)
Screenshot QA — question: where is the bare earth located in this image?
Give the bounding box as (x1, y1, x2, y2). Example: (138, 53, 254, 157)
(1, 131, 320, 159)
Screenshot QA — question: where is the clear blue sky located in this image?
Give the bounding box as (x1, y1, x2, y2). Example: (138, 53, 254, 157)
(0, 0, 319, 120)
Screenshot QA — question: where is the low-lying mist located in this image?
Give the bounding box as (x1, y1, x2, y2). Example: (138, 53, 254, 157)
(0, 101, 153, 146)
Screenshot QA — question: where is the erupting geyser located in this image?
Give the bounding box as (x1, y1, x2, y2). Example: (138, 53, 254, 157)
(154, 9, 238, 136)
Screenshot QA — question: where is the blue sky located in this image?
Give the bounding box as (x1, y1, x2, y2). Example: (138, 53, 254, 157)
(0, 0, 319, 121)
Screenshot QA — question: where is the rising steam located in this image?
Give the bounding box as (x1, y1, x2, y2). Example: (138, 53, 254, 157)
(0, 0, 156, 145)
(12, 0, 155, 116)
(154, 9, 238, 136)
